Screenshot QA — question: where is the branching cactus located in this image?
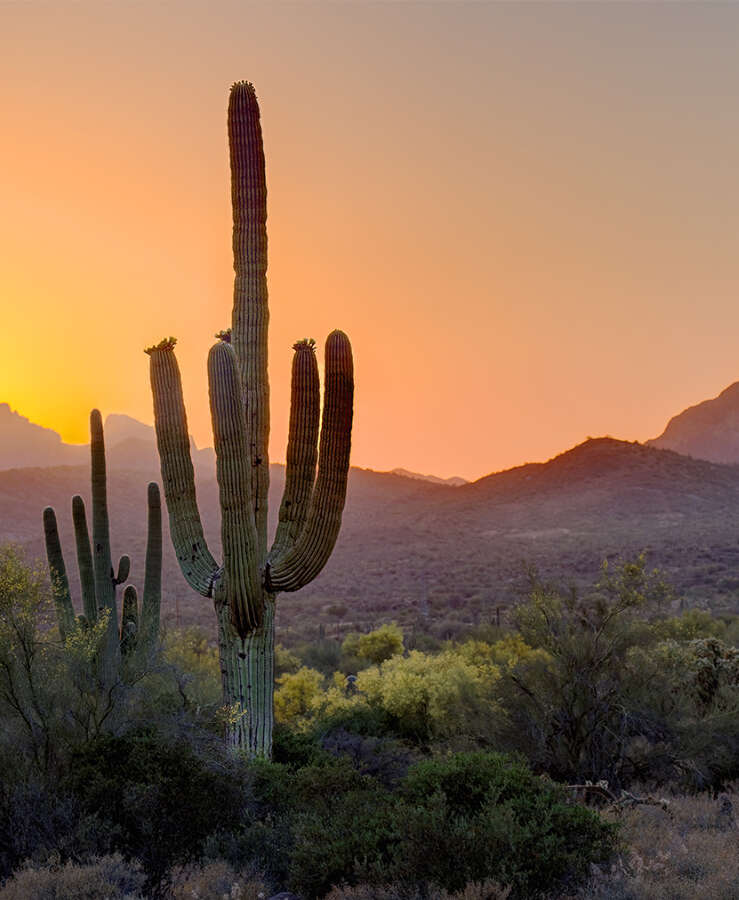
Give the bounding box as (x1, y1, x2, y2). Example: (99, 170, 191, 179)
(146, 82, 354, 757)
(43, 410, 162, 683)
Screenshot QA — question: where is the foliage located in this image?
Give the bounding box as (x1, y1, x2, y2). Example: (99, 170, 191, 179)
(161, 626, 221, 715)
(0, 547, 128, 773)
(357, 648, 501, 743)
(60, 730, 246, 895)
(626, 636, 739, 788)
(569, 787, 739, 899)
(275, 642, 302, 676)
(169, 860, 268, 899)
(0, 854, 145, 900)
(502, 556, 674, 784)
(274, 666, 325, 723)
(324, 882, 511, 900)
(357, 623, 404, 665)
(396, 752, 616, 897)
(212, 751, 615, 899)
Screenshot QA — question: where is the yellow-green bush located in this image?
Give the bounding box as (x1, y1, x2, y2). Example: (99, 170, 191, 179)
(357, 648, 501, 742)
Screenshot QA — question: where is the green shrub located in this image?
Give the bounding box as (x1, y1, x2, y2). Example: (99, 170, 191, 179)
(395, 752, 617, 897)
(220, 751, 615, 899)
(61, 731, 245, 894)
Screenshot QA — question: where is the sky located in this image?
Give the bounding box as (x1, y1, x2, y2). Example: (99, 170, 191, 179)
(1, 1, 738, 481)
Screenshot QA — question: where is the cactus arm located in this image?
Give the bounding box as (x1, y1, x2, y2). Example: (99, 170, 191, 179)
(120, 585, 139, 656)
(148, 343, 221, 597)
(71, 495, 97, 623)
(90, 409, 115, 614)
(42, 507, 76, 640)
(229, 81, 270, 562)
(114, 555, 130, 585)
(89, 409, 121, 682)
(269, 339, 320, 561)
(208, 341, 262, 636)
(266, 330, 353, 592)
(137, 482, 162, 662)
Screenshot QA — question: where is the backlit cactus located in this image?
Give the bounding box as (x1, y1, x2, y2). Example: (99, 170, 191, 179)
(43, 410, 162, 682)
(146, 82, 354, 757)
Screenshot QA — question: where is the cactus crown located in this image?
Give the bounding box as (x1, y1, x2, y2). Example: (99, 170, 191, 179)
(230, 80, 256, 95)
(144, 337, 178, 355)
(215, 328, 232, 343)
(292, 338, 316, 353)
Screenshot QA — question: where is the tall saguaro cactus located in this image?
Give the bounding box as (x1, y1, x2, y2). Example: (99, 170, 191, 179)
(146, 82, 354, 757)
(43, 410, 162, 682)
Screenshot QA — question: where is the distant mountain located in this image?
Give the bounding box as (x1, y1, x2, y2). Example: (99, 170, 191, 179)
(648, 382, 739, 464)
(390, 467, 467, 487)
(0, 407, 215, 476)
(2, 438, 737, 640)
(0, 403, 86, 468)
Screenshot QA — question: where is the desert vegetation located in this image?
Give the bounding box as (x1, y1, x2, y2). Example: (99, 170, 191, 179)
(0, 541, 736, 898)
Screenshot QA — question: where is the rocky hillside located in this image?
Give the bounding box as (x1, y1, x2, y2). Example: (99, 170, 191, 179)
(648, 381, 739, 464)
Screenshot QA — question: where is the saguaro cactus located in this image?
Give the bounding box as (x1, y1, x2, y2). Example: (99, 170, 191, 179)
(146, 82, 354, 757)
(43, 410, 162, 682)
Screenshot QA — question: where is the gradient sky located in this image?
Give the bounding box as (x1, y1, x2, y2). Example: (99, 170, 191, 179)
(2, 1, 738, 480)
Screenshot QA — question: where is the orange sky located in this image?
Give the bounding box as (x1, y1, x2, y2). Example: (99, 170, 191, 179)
(1, 2, 738, 480)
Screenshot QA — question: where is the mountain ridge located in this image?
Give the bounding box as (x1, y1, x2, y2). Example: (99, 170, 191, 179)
(647, 381, 739, 464)
(1, 437, 737, 640)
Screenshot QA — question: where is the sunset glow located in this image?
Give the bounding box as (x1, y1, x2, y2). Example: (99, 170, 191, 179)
(2, 2, 738, 479)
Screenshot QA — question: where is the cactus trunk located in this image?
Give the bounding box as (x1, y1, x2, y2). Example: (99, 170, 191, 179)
(217, 594, 275, 754)
(148, 82, 354, 758)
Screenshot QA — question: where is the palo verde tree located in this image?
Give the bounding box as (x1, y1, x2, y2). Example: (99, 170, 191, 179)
(43, 409, 162, 684)
(146, 82, 354, 757)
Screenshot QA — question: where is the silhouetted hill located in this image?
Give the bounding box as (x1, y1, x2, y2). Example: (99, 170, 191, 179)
(0, 404, 86, 468)
(0, 407, 215, 476)
(389, 468, 467, 486)
(1, 439, 737, 641)
(648, 381, 739, 464)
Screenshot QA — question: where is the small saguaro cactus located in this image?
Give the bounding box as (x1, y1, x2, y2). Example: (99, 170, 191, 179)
(43, 410, 162, 682)
(146, 82, 354, 757)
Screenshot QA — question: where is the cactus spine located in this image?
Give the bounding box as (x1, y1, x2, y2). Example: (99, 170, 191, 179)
(147, 82, 354, 757)
(43, 410, 162, 681)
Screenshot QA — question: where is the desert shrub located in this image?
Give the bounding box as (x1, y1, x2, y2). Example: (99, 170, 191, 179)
(297, 638, 344, 675)
(217, 751, 614, 899)
(169, 859, 269, 899)
(324, 881, 511, 899)
(275, 643, 302, 676)
(357, 623, 404, 665)
(654, 609, 727, 642)
(626, 637, 739, 788)
(501, 557, 674, 784)
(357, 648, 502, 743)
(0, 779, 91, 880)
(272, 722, 328, 767)
(61, 730, 246, 894)
(161, 626, 221, 714)
(274, 666, 325, 723)
(0, 546, 74, 776)
(570, 787, 739, 899)
(0, 854, 145, 899)
(319, 728, 416, 787)
(316, 700, 396, 739)
(394, 752, 617, 897)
